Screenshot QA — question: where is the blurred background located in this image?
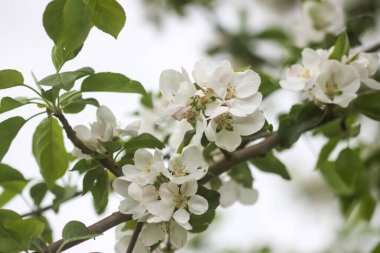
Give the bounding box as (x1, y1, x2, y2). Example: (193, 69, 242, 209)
(1, 0, 380, 252)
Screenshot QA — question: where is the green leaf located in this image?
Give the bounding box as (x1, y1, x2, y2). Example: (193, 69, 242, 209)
(189, 186, 220, 233)
(41, 87, 61, 104)
(176, 129, 196, 154)
(50, 185, 77, 212)
(85, 0, 126, 38)
(357, 194, 376, 221)
(124, 133, 165, 152)
(228, 162, 253, 188)
(258, 71, 279, 97)
(140, 92, 154, 109)
(81, 72, 146, 95)
(0, 70, 24, 90)
(0, 97, 29, 114)
(278, 103, 325, 148)
(251, 152, 290, 180)
(352, 93, 380, 121)
(319, 161, 352, 195)
(0, 164, 28, 206)
(371, 242, 380, 253)
(38, 67, 94, 91)
(0, 117, 26, 161)
(335, 148, 362, 192)
(71, 159, 96, 174)
(32, 118, 69, 188)
(82, 168, 109, 214)
(329, 32, 350, 61)
(60, 91, 99, 114)
(52, 44, 83, 72)
(316, 138, 339, 167)
(0, 190, 18, 208)
(43, 0, 93, 50)
(30, 183, 48, 207)
(62, 221, 101, 243)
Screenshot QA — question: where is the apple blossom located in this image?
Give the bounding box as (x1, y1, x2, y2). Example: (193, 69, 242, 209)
(218, 179, 259, 208)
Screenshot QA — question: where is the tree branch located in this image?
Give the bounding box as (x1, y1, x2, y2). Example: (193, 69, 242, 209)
(40, 132, 280, 252)
(365, 42, 380, 53)
(21, 192, 82, 217)
(33, 212, 132, 253)
(126, 222, 144, 253)
(53, 112, 123, 177)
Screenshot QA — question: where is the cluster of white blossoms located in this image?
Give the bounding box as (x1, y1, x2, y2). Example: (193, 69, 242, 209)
(73, 106, 140, 156)
(113, 145, 209, 250)
(159, 59, 266, 152)
(280, 48, 380, 107)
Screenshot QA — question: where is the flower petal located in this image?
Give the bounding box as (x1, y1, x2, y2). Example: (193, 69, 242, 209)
(233, 69, 260, 98)
(238, 186, 259, 205)
(140, 223, 165, 246)
(159, 69, 187, 100)
(169, 221, 188, 248)
(173, 208, 190, 224)
(113, 178, 131, 198)
(188, 195, 208, 215)
(134, 149, 153, 170)
(183, 145, 202, 171)
(181, 180, 198, 197)
(233, 110, 265, 136)
(96, 106, 116, 125)
(215, 130, 241, 152)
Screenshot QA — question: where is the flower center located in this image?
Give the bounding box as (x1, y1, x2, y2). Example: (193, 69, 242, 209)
(173, 193, 188, 209)
(225, 84, 236, 100)
(214, 113, 234, 132)
(143, 161, 152, 174)
(172, 160, 188, 177)
(325, 81, 341, 99)
(184, 108, 197, 123)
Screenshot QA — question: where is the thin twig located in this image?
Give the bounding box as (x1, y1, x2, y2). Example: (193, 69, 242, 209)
(21, 192, 82, 217)
(126, 222, 144, 253)
(53, 112, 123, 177)
(364, 42, 380, 53)
(32, 212, 132, 253)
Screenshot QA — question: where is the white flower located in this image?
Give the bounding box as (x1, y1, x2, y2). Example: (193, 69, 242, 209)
(113, 179, 158, 220)
(280, 48, 329, 91)
(218, 179, 259, 208)
(205, 110, 265, 152)
(311, 60, 361, 107)
(303, 0, 345, 35)
(122, 149, 165, 186)
(147, 180, 208, 227)
(115, 225, 149, 253)
(73, 125, 105, 156)
(140, 220, 188, 249)
(91, 106, 140, 142)
(162, 146, 208, 184)
(349, 52, 380, 90)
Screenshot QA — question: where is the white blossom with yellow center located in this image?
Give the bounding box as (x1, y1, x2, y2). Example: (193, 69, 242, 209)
(147, 180, 208, 229)
(122, 149, 165, 186)
(162, 145, 208, 184)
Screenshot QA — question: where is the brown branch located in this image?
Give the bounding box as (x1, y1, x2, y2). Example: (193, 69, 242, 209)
(33, 212, 131, 253)
(126, 222, 144, 253)
(21, 192, 82, 217)
(53, 112, 123, 177)
(365, 42, 380, 53)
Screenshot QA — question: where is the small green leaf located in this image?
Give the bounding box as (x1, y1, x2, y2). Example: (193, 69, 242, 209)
(371, 241, 380, 253)
(0, 164, 28, 206)
(316, 138, 339, 167)
(352, 93, 380, 121)
(140, 92, 154, 109)
(71, 159, 96, 174)
(86, 0, 126, 38)
(228, 162, 253, 188)
(60, 91, 99, 114)
(38, 67, 94, 91)
(357, 194, 376, 221)
(0, 117, 26, 161)
(81, 72, 146, 95)
(30, 183, 48, 207)
(335, 148, 362, 191)
(278, 103, 325, 148)
(258, 71, 279, 97)
(0, 70, 24, 90)
(32, 118, 69, 188)
(52, 44, 83, 72)
(82, 168, 109, 214)
(0, 97, 29, 114)
(177, 129, 195, 154)
(62, 221, 101, 243)
(43, 0, 93, 50)
(251, 152, 290, 180)
(329, 32, 350, 61)
(319, 161, 352, 195)
(189, 186, 220, 233)
(124, 133, 165, 152)
(41, 87, 61, 104)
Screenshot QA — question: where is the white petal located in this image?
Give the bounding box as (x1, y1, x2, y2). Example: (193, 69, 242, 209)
(219, 180, 238, 207)
(183, 145, 202, 171)
(96, 106, 116, 125)
(188, 195, 208, 215)
(233, 69, 261, 98)
(122, 165, 140, 181)
(169, 221, 188, 248)
(238, 187, 259, 205)
(181, 180, 198, 196)
(192, 59, 216, 86)
(205, 122, 217, 142)
(140, 223, 165, 246)
(173, 208, 190, 224)
(233, 110, 265, 136)
(159, 183, 178, 201)
(118, 198, 139, 214)
(364, 78, 380, 90)
(229, 93, 262, 117)
(123, 120, 141, 137)
(134, 149, 153, 170)
(115, 236, 148, 253)
(159, 69, 187, 100)
(113, 178, 131, 198)
(215, 130, 241, 152)
(142, 185, 159, 204)
(73, 125, 91, 141)
(128, 183, 143, 202)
